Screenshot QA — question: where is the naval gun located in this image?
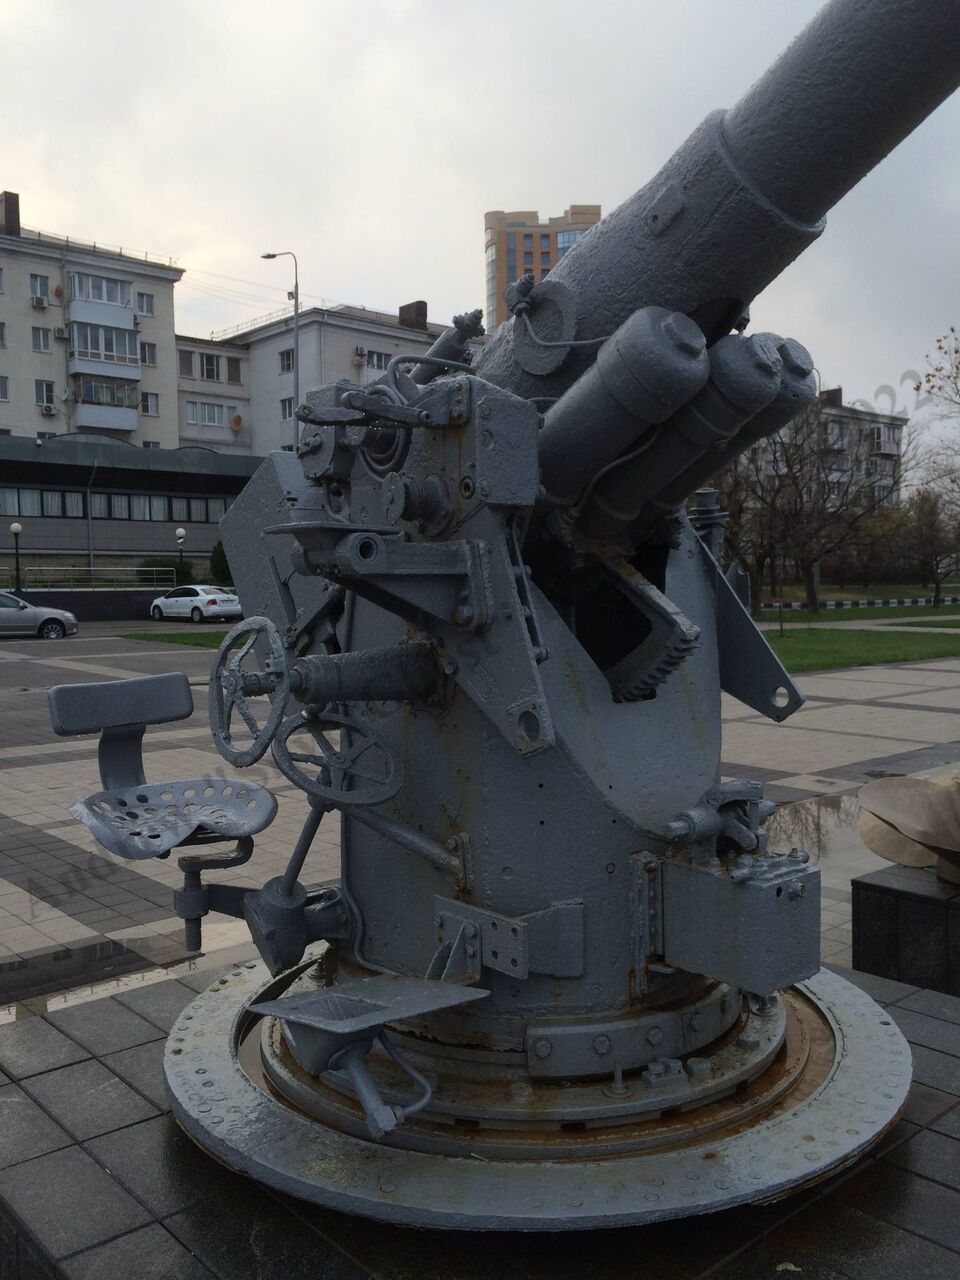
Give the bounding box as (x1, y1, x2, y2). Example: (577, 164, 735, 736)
(51, 0, 960, 1230)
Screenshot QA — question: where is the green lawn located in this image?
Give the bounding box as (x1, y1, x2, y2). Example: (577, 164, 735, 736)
(761, 583, 960, 604)
(126, 630, 229, 648)
(767, 628, 960, 673)
(759, 602, 960, 624)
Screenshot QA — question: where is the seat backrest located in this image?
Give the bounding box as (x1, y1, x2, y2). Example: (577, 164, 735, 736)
(48, 672, 194, 736)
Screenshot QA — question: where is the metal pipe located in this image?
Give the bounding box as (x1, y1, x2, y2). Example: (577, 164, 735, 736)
(348, 806, 462, 875)
(280, 802, 325, 898)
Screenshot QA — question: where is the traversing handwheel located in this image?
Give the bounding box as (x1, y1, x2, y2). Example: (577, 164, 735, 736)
(209, 617, 292, 767)
(271, 711, 402, 807)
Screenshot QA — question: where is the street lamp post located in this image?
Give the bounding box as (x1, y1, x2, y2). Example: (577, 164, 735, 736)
(261, 250, 300, 451)
(175, 527, 186, 583)
(9, 523, 22, 593)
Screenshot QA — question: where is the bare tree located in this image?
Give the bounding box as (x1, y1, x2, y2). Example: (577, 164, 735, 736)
(903, 487, 960, 607)
(919, 326, 960, 421)
(718, 396, 916, 612)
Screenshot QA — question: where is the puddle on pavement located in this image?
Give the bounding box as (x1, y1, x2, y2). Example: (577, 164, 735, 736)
(766, 792, 867, 866)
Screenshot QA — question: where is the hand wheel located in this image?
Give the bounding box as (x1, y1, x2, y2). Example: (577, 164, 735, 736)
(271, 711, 403, 807)
(209, 617, 291, 767)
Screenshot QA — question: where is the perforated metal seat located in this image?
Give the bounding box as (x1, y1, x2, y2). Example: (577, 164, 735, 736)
(49, 672, 277, 862)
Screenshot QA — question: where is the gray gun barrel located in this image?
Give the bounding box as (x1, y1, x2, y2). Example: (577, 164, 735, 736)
(578, 333, 783, 542)
(537, 308, 708, 506)
(473, 0, 960, 413)
(631, 338, 819, 540)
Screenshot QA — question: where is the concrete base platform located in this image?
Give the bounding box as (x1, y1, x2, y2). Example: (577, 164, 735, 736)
(853, 866, 960, 996)
(0, 965, 956, 1278)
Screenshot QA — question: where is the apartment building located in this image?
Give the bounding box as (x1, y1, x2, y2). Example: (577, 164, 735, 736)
(209, 300, 445, 456)
(484, 205, 601, 328)
(0, 192, 183, 448)
(176, 335, 252, 453)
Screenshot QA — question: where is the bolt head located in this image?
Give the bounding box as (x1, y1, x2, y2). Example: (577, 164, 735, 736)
(646, 1026, 664, 1046)
(592, 1034, 612, 1056)
(661, 311, 705, 358)
(533, 1038, 553, 1060)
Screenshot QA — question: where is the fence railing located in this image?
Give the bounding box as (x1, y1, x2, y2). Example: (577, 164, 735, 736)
(0, 565, 176, 591)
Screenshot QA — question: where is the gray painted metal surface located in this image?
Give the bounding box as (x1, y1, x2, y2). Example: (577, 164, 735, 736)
(47, 0, 960, 1229)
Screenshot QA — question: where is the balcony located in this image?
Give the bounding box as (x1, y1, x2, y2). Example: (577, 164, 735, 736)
(73, 403, 138, 432)
(66, 298, 137, 331)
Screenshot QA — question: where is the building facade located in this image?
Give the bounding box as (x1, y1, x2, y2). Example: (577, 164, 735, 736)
(484, 205, 601, 328)
(0, 192, 183, 449)
(207, 302, 445, 456)
(176, 334, 252, 454)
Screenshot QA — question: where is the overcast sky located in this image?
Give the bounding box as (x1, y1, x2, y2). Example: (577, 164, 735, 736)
(3, 0, 958, 422)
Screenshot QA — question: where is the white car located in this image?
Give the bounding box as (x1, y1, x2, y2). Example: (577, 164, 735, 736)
(150, 585, 242, 624)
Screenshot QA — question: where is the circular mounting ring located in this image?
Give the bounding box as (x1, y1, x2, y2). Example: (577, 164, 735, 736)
(271, 711, 403, 808)
(209, 617, 291, 768)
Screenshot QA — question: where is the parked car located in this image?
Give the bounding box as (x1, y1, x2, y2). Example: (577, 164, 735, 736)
(150, 585, 243, 624)
(0, 592, 79, 640)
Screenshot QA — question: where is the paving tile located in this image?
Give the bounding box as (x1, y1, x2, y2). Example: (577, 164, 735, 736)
(0, 1016, 89, 1079)
(22, 1058, 158, 1140)
(113, 979, 196, 1032)
(0, 1145, 150, 1261)
(897, 987, 960, 1025)
(0, 1082, 71, 1169)
(825, 964, 920, 1006)
(903, 1081, 960, 1126)
(889, 1006, 960, 1056)
(830, 1161, 960, 1254)
(886, 1127, 960, 1193)
(164, 1179, 369, 1280)
(931, 1105, 960, 1139)
(86, 1115, 238, 1218)
(44, 997, 163, 1055)
(910, 1044, 960, 1094)
(61, 1222, 215, 1280)
(102, 1038, 168, 1111)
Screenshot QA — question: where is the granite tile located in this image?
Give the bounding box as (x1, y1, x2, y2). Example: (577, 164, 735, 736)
(836, 1162, 960, 1253)
(886, 1128, 960, 1193)
(910, 1044, 960, 1094)
(0, 1083, 71, 1170)
(113, 980, 196, 1033)
(86, 1116, 236, 1218)
(22, 1059, 158, 1141)
(0, 1017, 89, 1079)
(825, 964, 919, 1006)
(931, 1105, 960, 1139)
(889, 1006, 960, 1056)
(897, 988, 960, 1025)
(101, 1038, 168, 1111)
(0, 1146, 150, 1260)
(44, 998, 162, 1056)
(61, 1223, 215, 1280)
(903, 1081, 960, 1126)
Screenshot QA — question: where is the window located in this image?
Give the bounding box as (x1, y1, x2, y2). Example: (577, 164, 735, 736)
(69, 323, 139, 365)
(207, 497, 226, 522)
(171, 496, 188, 522)
(200, 353, 221, 381)
(280, 397, 294, 420)
(0, 322, 5, 346)
(30, 273, 49, 299)
(143, 441, 160, 451)
(42, 491, 62, 517)
(64, 492, 83, 518)
(190, 497, 207, 521)
(35, 380, 54, 407)
(279, 349, 294, 373)
(226, 356, 241, 384)
(18, 490, 40, 516)
(70, 273, 132, 306)
(523, 234, 533, 247)
(89, 493, 109, 519)
(149, 494, 166, 518)
(366, 351, 391, 372)
(0, 268, 3, 291)
(185, 401, 197, 425)
(506, 232, 517, 283)
(0, 377, 7, 402)
(179, 350, 194, 377)
(540, 234, 550, 247)
(110, 493, 130, 519)
(73, 377, 139, 408)
(32, 327, 51, 352)
(136, 292, 154, 315)
(556, 229, 585, 259)
(0, 489, 17, 515)
(523, 251, 533, 266)
(131, 495, 150, 520)
(540, 252, 551, 266)
(36, 432, 57, 441)
(140, 341, 157, 366)
(140, 392, 159, 416)
(200, 402, 224, 427)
